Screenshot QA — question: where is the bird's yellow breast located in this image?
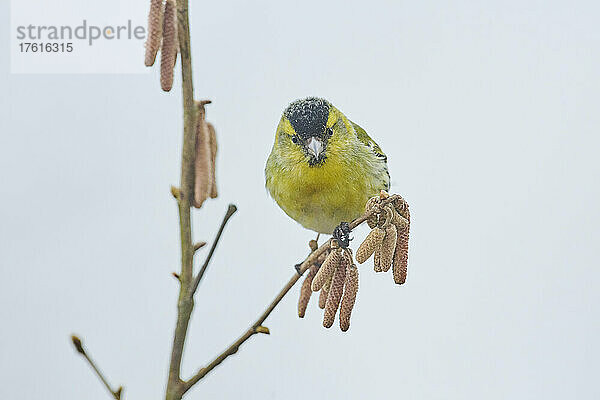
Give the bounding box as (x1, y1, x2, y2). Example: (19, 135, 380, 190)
(266, 142, 385, 234)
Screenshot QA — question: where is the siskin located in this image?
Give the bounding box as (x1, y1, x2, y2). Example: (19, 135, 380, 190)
(265, 97, 390, 234)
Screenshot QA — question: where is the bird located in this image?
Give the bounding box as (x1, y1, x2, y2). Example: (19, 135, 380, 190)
(265, 97, 390, 237)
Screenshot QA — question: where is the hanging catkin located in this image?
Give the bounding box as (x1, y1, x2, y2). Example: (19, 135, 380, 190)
(373, 228, 385, 272)
(356, 227, 384, 264)
(193, 105, 211, 208)
(207, 122, 218, 199)
(318, 286, 329, 309)
(144, 0, 164, 66)
(339, 264, 359, 332)
(322, 252, 349, 328)
(380, 224, 397, 272)
(298, 265, 317, 318)
(160, 0, 178, 91)
(392, 197, 410, 284)
(311, 248, 341, 292)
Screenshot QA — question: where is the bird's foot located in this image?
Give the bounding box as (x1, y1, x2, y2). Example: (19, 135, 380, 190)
(332, 222, 351, 248)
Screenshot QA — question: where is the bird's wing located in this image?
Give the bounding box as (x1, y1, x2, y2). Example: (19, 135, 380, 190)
(351, 121, 387, 162)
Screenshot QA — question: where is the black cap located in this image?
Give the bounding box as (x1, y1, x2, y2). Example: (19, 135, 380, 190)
(283, 97, 330, 140)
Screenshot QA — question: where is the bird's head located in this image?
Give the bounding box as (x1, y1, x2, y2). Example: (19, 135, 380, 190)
(275, 97, 345, 167)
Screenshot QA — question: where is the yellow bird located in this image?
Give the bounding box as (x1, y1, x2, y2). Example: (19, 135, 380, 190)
(265, 97, 390, 237)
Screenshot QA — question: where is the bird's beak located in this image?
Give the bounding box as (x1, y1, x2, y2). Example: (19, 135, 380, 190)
(306, 137, 324, 159)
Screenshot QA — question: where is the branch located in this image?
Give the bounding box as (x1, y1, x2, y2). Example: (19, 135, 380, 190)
(71, 335, 123, 400)
(182, 195, 401, 393)
(165, 0, 197, 399)
(191, 204, 238, 294)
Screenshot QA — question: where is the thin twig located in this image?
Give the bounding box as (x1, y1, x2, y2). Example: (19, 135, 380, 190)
(71, 335, 123, 400)
(191, 204, 238, 294)
(193, 241, 207, 252)
(181, 195, 400, 392)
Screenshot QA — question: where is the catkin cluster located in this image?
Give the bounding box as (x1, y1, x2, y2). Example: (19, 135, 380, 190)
(144, 0, 179, 91)
(297, 192, 410, 331)
(356, 191, 410, 284)
(298, 241, 359, 332)
(193, 101, 218, 208)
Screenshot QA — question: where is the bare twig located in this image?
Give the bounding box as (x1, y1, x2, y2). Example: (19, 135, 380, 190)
(191, 204, 238, 294)
(193, 241, 207, 252)
(71, 335, 123, 400)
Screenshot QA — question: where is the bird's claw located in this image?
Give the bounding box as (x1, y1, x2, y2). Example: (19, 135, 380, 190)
(294, 263, 303, 276)
(332, 222, 351, 248)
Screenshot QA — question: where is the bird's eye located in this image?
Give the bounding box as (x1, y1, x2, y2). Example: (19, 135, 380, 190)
(326, 127, 333, 137)
(291, 135, 300, 144)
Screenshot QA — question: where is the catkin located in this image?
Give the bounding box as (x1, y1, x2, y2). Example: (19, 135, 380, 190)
(393, 223, 410, 284)
(391, 209, 409, 230)
(193, 106, 211, 208)
(393, 195, 410, 220)
(356, 227, 384, 264)
(365, 196, 380, 212)
(373, 249, 382, 272)
(323, 254, 348, 328)
(311, 249, 341, 292)
(318, 286, 328, 309)
(298, 265, 317, 318)
(373, 227, 385, 272)
(380, 224, 397, 272)
(367, 216, 378, 229)
(144, 0, 164, 67)
(160, 0, 177, 91)
(339, 264, 359, 332)
(207, 122, 218, 198)
(392, 201, 410, 284)
(317, 249, 329, 264)
(365, 196, 380, 228)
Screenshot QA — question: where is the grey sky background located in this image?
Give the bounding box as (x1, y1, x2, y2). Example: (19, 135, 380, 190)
(1, 1, 599, 399)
